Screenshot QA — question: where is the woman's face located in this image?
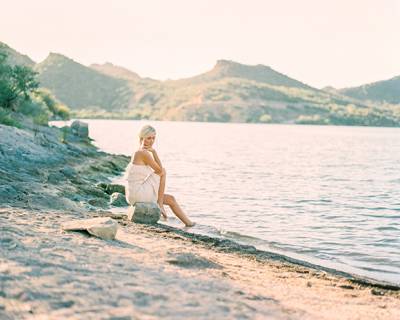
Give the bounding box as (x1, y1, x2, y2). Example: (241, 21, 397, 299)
(142, 134, 156, 147)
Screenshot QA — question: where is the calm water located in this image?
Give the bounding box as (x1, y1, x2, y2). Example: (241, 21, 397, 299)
(54, 120, 400, 285)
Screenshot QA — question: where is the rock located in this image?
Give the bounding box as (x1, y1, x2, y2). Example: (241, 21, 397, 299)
(47, 172, 65, 183)
(167, 253, 223, 269)
(88, 198, 109, 208)
(97, 183, 125, 195)
(110, 192, 128, 207)
(62, 217, 118, 240)
(60, 166, 76, 178)
(70, 120, 89, 138)
(78, 185, 109, 198)
(96, 210, 128, 220)
(127, 202, 160, 224)
(371, 289, 386, 296)
(339, 284, 354, 290)
(33, 132, 50, 146)
(0, 185, 17, 198)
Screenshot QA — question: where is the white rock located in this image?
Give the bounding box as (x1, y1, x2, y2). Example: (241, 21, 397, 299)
(127, 202, 160, 224)
(62, 217, 118, 240)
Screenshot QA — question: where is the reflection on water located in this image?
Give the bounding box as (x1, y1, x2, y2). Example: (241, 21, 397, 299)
(52, 119, 400, 285)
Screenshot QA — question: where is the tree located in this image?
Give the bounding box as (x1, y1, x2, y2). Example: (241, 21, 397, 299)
(0, 49, 39, 110)
(11, 65, 39, 100)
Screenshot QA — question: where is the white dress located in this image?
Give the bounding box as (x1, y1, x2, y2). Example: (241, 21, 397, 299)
(124, 163, 160, 205)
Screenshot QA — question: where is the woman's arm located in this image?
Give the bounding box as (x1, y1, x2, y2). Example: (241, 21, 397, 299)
(140, 150, 164, 176)
(150, 149, 162, 169)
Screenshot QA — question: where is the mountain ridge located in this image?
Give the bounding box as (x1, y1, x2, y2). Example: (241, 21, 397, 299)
(34, 52, 132, 110)
(340, 75, 400, 104)
(0, 41, 36, 67)
(90, 62, 142, 81)
(1, 41, 399, 126)
(167, 59, 315, 90)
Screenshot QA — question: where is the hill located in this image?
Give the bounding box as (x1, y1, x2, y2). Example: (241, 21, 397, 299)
(35, 53, 132, 111)
(90, 62, 141, 81)
(73, 60, 400, 126)
(2, 41, 399, 126)
(0, 42, 35, 67)
(169, 59, 313, 89)
(340, 75, 400, 104)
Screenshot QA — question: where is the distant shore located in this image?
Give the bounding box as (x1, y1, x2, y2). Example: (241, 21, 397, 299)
(1, 122, 399, 319)
(69, 113, 400, 128)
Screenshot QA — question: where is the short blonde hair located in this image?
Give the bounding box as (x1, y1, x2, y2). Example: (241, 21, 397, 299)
(138, 125, 156, 141)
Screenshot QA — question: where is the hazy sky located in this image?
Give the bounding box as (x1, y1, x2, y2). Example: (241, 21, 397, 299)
(1, 0, 399, 88)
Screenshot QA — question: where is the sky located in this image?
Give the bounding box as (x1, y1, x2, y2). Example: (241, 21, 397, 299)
(1, 0, 399, 88)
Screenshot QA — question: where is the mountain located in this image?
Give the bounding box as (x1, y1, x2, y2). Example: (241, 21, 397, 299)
(340, 75, 400, 104)
(90, 62, 141, 81)
(169, 59, 313, 90)
(35, 53, 132, 110)
(0, 42, 35, 67)
(322, 86, 339, 94)
(73, 59, 400, 126)
(140, 60, 370, 124)
(1, 41, 399, 126)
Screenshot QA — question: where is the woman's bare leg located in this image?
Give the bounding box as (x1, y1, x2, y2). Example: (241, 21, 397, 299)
(163, 194, 195, 227)
(157, 169, 167, 218)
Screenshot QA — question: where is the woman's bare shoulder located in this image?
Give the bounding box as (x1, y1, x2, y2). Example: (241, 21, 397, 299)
(132, 149, 150, 163)
(134, 149, 150, 157)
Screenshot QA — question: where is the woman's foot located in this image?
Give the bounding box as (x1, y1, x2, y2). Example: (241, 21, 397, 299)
(184, 221, 196, 228)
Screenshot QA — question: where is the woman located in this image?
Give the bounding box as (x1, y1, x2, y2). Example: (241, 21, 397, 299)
(125, 125, 195, 227)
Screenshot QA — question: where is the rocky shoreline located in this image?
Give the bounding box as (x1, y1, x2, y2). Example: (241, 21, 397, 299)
(0, 121, 130, 213)
(1, 121, 400, 319)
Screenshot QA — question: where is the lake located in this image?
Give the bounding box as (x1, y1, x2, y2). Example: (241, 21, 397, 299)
(53, 119, 400, 285)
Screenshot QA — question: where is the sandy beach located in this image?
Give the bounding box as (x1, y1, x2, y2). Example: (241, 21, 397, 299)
(1, 206, 400, 320)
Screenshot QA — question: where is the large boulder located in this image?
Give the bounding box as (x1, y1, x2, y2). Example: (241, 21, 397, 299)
(70, 120, 89, 139)
(127, 202, 160, 224)
(62, 217, 118, 240)
(97, 183, 125, 195)
(88, 198, 109, 209)
(110, 192, 128, 207)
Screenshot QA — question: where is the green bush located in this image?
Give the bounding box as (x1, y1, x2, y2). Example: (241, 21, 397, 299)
(295, 114, 329, 125)
(33, 89, 70, 120)
(0, 50, 39, 110)
(0, 108, 21, 127)
(18, 98, 50, 119)
(259, 113, 272, 123)
(33, 113, 49, 125)
(0, 48, 70, 125)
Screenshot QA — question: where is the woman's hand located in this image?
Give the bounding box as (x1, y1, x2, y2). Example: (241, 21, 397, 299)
(141, 143, 162, 172)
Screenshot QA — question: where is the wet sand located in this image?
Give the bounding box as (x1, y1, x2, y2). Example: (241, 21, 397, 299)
(1, 207, 399, 320)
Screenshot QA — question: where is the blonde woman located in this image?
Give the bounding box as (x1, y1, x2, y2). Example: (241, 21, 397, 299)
(125, 125, 195, 227)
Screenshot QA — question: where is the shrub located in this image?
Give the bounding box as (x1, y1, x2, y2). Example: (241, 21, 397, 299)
(259, 113, 272, 123)
(296, 114, 329, 125)
(33, 89, 70, 120)
(0, 50, 39, 110)
(0, 108, 21, 128)
(33, 113, 49, 125)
